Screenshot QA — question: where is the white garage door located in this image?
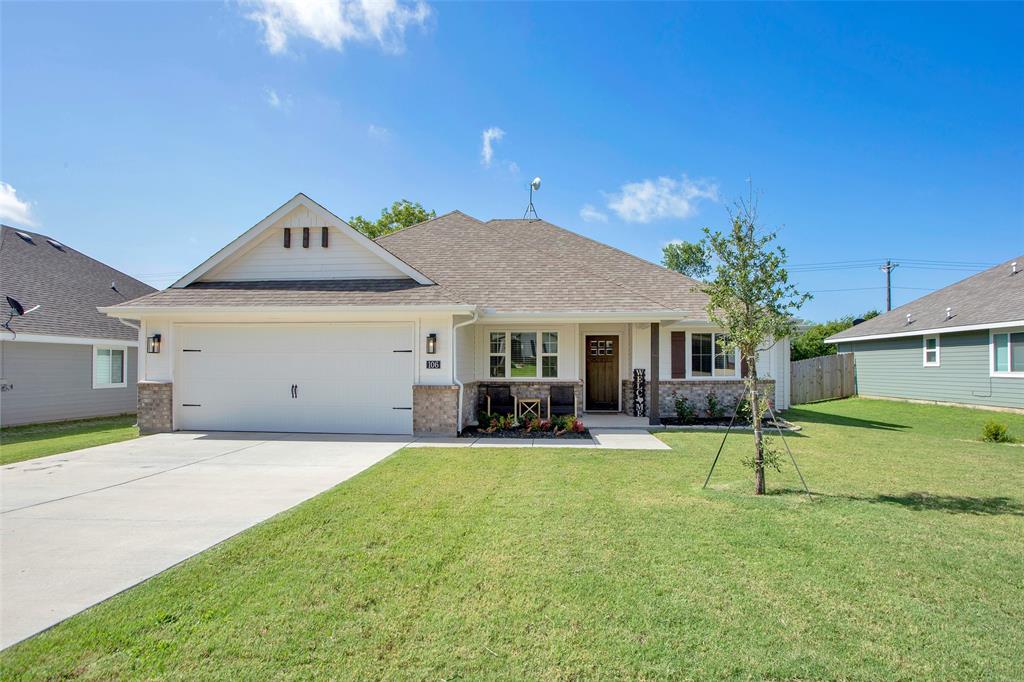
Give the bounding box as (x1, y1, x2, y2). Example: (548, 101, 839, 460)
(175, 324, 414, 434)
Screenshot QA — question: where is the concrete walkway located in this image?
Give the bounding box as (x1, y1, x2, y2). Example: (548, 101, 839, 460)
(0, 432, 409, 649)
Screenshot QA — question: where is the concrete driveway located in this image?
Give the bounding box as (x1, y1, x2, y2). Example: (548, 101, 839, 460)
(0, 431, 410, 649)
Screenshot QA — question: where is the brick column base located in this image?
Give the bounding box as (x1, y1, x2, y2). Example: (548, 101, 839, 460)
(138, 381, 173, 434)
(413, 384, 459, 436)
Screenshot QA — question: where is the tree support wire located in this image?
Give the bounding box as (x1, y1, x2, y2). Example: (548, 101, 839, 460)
(701, 390, 812, 501)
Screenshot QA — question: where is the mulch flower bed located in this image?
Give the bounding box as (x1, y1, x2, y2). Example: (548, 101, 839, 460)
(659, 416, 795, 430)
(463, 427, 592, 439)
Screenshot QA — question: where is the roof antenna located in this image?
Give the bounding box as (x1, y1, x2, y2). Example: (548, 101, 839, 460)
(523, 177, 541, 221)
(3, 295, 41, 340)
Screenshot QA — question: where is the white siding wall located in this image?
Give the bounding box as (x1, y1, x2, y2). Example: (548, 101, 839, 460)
(203, 206, 407, 281)
(455, 322, 476, 383)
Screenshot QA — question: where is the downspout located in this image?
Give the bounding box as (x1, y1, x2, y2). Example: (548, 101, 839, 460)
(452, 309, 479, 434)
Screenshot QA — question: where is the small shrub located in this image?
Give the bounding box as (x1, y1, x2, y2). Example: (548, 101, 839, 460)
(706, 391, 723, 419)
(538, 419, 553, 432)
(675, 394, 696, 424)
(734, 397, 752, 424)
(571, 418, 585, 433)
(981, 420, 1012, 443)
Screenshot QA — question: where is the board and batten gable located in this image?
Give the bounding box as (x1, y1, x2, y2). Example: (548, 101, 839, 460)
(201, 205, 408, 282)
(838, 330, 1023, 410)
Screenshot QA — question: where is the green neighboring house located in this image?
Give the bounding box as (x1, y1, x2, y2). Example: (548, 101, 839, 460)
(827, 256, 1024, 412)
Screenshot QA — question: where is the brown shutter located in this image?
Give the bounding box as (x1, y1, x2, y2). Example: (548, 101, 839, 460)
(283, 228, 291, 248)
(671, 332, 686, 378)
(302, 227, 310, 248)
(321, 226, 329, 247)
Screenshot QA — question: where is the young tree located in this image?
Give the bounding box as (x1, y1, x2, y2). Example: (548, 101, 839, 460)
(349, 200, 436, 239)
(662, 240, 711, 279)
(701, 200, 810, 494)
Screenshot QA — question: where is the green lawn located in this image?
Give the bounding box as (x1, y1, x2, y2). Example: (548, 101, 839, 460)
(2, 399, 1023, 680)
(0, 414, 139, 465)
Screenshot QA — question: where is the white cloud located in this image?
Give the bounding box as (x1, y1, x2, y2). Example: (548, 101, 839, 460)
(367, 123, 391, 140)
(579, 204, 608, 223)
(506, 161, 519, 174)
(480, 126, 504, 167)
(607, 175, 718, 223)
(264, 87, 292, 110)
(242, 0, 432, 55)
(0, 182, 36, 227)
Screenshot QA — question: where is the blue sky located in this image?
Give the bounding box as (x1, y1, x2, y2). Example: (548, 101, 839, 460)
(2, 1, 1021, 321)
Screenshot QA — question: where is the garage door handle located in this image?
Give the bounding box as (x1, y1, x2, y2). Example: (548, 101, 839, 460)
(290, 384, 297, 399)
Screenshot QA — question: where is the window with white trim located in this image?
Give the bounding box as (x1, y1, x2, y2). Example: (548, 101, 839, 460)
(923, 336, 940, 366)
(691, 332, 737, 378)
(93, 345, 127, 388)
(992, 331, 1024, 376)
(488, 331, 559, 379)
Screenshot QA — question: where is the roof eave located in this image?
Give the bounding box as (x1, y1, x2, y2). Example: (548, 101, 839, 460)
(826, 318, 1024, 344)
(99, 303, 478, 318)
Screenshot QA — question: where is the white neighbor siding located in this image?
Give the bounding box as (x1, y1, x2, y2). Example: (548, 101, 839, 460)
(203, 206, 407, 281)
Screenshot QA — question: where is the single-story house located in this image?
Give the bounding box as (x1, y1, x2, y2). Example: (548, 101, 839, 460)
(827, 256, 1023, 412)
(0, 225, 156, 426)
(100, 194, 790, 436)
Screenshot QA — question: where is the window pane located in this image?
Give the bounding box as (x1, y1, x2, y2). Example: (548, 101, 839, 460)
(511, 332, 537, 377)
(542, 356, 558, 378)
(542, 332, 558, 354)
(489, 355, 505, 378)
(714, 335, 736, 377)
(994, 334, 1009, 372)
(691, 333, 712, 377)
(489, 332, 506, 354)
(925, 338, 937, 350)
(94, 348, 111, 385)
(1012, 333, 1024, 372)
(925, 350, 937, 364)
(110, 350, 124, 383)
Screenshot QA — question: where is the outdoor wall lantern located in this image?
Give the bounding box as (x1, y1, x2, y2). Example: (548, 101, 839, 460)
(147, 333, 162, 354)
(426, 333, 438, 355)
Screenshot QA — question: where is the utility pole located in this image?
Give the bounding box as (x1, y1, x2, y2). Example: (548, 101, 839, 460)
(881, 260, 899, 311)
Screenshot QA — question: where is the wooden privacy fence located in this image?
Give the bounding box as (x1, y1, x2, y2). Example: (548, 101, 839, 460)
(790, 353, 856, 404)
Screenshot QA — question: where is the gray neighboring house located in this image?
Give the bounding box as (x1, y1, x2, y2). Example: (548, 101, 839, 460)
(827, 256, 1024, 412)
(0, 225, 156, 427)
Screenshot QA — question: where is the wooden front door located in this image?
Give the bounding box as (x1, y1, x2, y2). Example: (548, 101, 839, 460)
(585, 335, 619, 411)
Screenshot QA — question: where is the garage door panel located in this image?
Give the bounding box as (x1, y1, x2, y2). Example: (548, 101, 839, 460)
(176, 324, 414, 434)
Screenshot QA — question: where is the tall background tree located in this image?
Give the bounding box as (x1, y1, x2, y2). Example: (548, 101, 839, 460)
(349, 200, 436, 239)
(701, 200, 810, 495)
(662, 240, 711, 279)
(790, 310, 880, 361)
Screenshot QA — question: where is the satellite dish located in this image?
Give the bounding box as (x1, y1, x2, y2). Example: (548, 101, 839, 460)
(531, 177, 542, 191)
(7, 296, 25, 316)
(3, 295, 39, 339)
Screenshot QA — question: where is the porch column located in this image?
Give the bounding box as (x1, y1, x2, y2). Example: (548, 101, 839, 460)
(649, 322, 660, 425)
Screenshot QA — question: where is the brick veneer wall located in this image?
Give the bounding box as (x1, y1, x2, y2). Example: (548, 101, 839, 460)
(138, 381, 173, 434)
(468, 381, 583, 420)
(622, 379, 776, 418)
(413, 384, 460, 436)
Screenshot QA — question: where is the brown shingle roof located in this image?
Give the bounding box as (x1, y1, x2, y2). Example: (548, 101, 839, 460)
(117, 279, 459, 308)
(376, 212, 709, 315)
(827, 256, 1024, 341)
(109, 210, 709, 317)
(0, 225, 155, 340)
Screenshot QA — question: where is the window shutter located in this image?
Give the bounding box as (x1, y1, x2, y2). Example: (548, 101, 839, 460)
(671, 332, 686, 378)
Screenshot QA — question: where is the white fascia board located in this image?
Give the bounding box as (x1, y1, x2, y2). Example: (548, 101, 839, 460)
(99, 304, 476, 318)
(4, 333, 139, 347)
(826, 319, 1024, 344)
(171, 193, 434, 288)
